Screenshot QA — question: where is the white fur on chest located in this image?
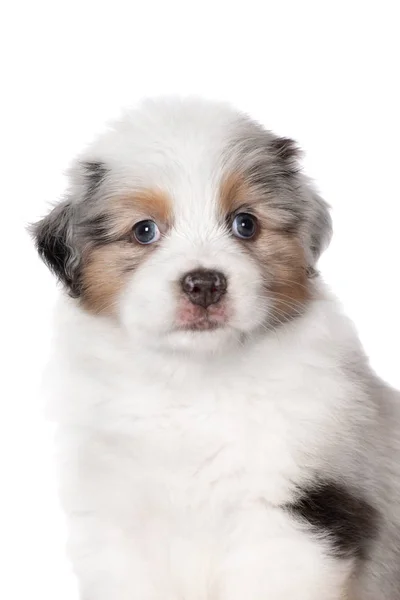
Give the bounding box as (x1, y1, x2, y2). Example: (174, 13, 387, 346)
(56, 327, 342, 512)
(49, 298, 355, 600)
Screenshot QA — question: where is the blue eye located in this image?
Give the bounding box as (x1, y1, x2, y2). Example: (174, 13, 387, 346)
(133, 220, 160, 244)
(232, 213, 258, 239)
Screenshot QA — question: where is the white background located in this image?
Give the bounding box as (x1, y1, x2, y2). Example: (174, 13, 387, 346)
(1, 1, 399, 598)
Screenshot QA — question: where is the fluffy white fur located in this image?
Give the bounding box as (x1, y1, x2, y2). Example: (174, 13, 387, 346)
(37, 98, 400, 600)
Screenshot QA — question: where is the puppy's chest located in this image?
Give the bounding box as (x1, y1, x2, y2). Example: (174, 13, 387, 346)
(118, 376, 321, 508)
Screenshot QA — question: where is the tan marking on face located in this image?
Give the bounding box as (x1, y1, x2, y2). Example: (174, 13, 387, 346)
(254, 226, 310, 324)
(79, 189, 172, 315)
(133, 188, 173, 224)
(101, 189, 173, 240)
(79, 243, 145, 314)
(220, 171, 295, 230)
(219, 172, 249, 216)
(219, 172, 311, 323)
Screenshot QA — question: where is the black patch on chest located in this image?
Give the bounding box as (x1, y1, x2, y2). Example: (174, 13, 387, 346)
(285, 480, 378, 559)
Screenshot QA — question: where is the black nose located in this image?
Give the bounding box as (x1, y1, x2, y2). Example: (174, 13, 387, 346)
(181, 269, 227, 308)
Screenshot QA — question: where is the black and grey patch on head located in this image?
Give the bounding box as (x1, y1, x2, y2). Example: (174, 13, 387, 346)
(228, 118, 332, 267)
(269, 136, 301, 174)
(286, 479, 378, 559)
(231, 127, 301, 194)
(77, 212, 115, 245)
(81, 161, 108, 198)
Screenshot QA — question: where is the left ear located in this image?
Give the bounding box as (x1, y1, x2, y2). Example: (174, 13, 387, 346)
(270, 136, 332, 267)
(305, 189, 332, 265)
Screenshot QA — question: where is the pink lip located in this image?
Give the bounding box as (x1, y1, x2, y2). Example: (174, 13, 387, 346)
(176, 297, 230, 331)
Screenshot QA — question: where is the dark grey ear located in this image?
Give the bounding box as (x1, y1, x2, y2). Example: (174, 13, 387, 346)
(31, 200, 81, 296)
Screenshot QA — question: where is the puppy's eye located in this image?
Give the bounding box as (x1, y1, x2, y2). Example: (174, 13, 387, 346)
(133, 220, 160, 244)
(232, 213, 258, 239)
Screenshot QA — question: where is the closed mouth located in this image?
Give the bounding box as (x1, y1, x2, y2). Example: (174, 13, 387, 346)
(177, 317, 224, 332)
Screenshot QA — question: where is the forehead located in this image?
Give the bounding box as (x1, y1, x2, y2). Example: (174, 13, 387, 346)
(81, 99, 277, 222)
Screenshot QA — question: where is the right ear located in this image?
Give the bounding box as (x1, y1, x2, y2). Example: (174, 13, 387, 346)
(31, 160, 108, 296)
(31, 199, 81, 296)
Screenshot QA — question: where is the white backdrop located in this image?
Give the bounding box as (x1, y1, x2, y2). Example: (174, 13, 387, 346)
(1, 1, 399, 598)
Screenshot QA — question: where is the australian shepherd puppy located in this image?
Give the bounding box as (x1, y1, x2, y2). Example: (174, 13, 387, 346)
(32, 98, 400, 600)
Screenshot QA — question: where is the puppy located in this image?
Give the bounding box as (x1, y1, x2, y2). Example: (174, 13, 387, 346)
(33, 98, 400, 600)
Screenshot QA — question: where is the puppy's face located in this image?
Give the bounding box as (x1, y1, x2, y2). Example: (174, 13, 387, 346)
(33, 99, 332, 352)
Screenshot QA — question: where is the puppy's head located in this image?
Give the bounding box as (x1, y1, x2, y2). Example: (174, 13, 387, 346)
(32, 98, 332, 352)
